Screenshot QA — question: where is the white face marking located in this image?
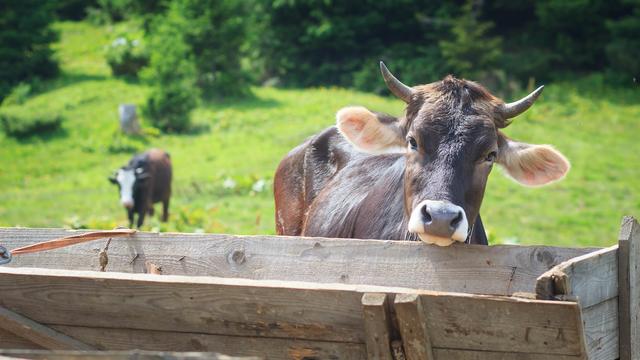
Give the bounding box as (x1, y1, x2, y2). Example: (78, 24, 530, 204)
(407, 200, 469, 246)
(116, 169, 136, 208)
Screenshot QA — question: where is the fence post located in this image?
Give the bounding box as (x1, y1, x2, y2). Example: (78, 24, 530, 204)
(362, 293, 393, 360)
(618, 216, 640, 360)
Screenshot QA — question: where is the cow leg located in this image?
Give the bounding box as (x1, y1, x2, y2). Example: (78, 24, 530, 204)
(161, 199, 169, 222)
(136, 209, 146, 228)
(148, 204, 154, 216)
(469, 214, 488, 245)
(127, 209, 134, 229)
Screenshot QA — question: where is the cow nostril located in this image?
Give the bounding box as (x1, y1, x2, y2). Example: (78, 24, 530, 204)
(450, 211, 463, 229)
(421, 205, 432, 223)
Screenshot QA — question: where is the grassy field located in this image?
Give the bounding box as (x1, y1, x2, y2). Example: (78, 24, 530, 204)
(0, 21, 638, 247)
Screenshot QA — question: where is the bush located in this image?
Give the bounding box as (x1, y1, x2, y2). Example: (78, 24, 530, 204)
(143, 3, 199, 132)
(0, 1, 58, 102)
(144, 84, 197, 132)
(0, 106, 63, 138)
(166, 0, 250, 98)
(105, 36, 149, 77)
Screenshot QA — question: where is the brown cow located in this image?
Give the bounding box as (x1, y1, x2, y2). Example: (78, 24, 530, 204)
(109, 148, 172, 228)
(274, 62, 569, 246)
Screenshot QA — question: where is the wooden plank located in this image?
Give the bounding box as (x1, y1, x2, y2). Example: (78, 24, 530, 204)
(49, 325, 367, 359)
(535, 245, 618, 308)
(362, 293, 393, 360)
(0, 227, 596, 296)
(582, 297, 619, 360)
(0, 328, 44, 350)
(0, 267, 426, 345)
(0, 306, 94, 350)
(432, 349, 582, 359)
(618, 216, 640, 360)
(0, 350, 259, 360)
(417, 293, 587, 356)
(394, 293, 433, 360)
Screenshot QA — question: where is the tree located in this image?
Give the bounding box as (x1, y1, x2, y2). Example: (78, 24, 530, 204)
(0, 1, 58, 101)
(439, 0, 502, 79)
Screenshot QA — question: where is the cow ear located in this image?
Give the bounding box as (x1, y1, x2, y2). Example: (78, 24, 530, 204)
(108, 172, 118, 184)
(496, 131, 570, 187)
(336, 106, 405, 154)
(136, 167, 150, 180)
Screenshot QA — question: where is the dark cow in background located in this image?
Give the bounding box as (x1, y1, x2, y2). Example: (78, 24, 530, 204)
(274, 62, 570, 246)
(109, 148, 172, 228)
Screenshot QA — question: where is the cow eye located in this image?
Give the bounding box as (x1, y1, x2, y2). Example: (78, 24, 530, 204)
(408, 137, 418, 150)
(485, 151, 497, 163)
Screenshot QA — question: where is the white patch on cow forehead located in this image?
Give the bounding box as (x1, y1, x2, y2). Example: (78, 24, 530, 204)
(116, 169, 136, 206)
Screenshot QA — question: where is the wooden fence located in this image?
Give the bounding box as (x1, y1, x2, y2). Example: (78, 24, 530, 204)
(0, 216, 637, 359)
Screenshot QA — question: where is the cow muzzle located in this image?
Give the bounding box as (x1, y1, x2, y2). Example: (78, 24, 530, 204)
(121, 200, 134, 209)
(408, 200, 469, 246)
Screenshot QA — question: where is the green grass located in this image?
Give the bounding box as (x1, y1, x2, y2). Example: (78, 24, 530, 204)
(0, 21, 638, 247)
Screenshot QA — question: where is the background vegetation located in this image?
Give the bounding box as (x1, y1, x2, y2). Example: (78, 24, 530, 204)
(0, 0, 638, 247)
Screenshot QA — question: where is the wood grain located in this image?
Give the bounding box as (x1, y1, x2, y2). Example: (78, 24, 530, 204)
(432, 349, 582, 360)
(394, 293, 433, 360)
(0, 306, 93, 350)
(582, 297, 619, 360)
(0, 328, 44, 350)
(48, 325, 367, 359)
(362, 293, 393, 360)
(1, 228, 596, 296)
(0, 350, 260, 360)
(0, 267, 418, 344)
(417, 293, 587, 356)
(618, 216, 640, 360)
(535, 245, 618, 308)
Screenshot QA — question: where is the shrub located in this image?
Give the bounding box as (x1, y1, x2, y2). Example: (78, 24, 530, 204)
(157, 0, 250, 99)
(0, 1, 58, 102)
(0, 106, 63, 138)
(143, 3, 199, 132)
(105, 36, 149, 77)
(144, 84, 198, 132)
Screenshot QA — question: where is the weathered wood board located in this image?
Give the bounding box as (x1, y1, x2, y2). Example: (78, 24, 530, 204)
(0, 228, 595, 296)
(535, 233, 627, 359)
(536, 245, 618, 307)
(394, 293, 588, 358)
(0, 266, 590, 359)
(618, 216, 640, 360)
(0, 350, 260, 359)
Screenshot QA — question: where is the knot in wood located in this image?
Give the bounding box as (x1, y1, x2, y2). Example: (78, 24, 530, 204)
(230, 249, 246, 265)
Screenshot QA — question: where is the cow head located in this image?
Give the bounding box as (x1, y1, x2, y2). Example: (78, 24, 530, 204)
(108, 166, 149, 209)
(336, 62, 570, 246)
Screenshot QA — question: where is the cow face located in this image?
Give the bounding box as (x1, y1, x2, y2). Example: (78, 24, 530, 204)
(108, 167, 149, 209)
(336, 62, 569, 246)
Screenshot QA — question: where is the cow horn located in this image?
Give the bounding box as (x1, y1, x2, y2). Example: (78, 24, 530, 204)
(501, 85, 545, 120)
(380, 61, 416, 103)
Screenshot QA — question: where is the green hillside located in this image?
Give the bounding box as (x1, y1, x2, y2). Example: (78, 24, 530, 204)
(1, 21, 638, 247)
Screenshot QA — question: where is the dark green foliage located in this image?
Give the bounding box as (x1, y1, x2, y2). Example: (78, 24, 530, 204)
(252, 0, 637, 89)
(606, 0, 640, 81)
(0, 1, 58, 101)
(0, 106, 63, 138)
(105, 36, 148, 77)
(257, 0, 457, 89)
(439, 1, 502, 79)
(143, 2, 198, 132)
(172, 0, 250, 99)
(55, 0, 98, 20)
